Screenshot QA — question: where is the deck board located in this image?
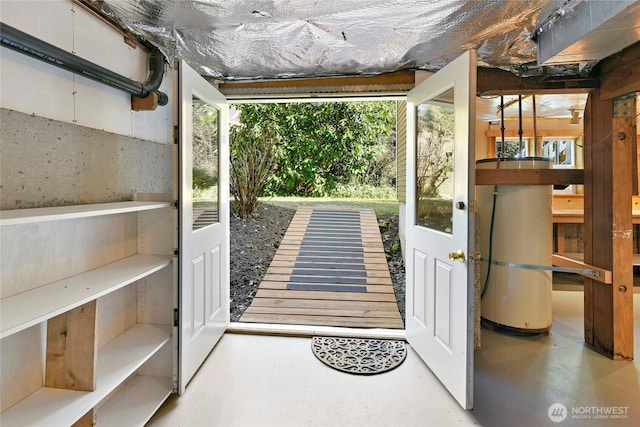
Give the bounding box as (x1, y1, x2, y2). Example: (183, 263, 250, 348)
(240, 206, 404, 329)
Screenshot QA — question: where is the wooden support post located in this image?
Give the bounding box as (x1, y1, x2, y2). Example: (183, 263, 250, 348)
(583, 90, 635, 360)
(45, 300, 97, 390)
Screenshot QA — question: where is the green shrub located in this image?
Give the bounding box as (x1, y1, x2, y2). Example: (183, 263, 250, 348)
(328, 183, 396, 199)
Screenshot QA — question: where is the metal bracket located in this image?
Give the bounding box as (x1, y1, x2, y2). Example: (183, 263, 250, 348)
(613, 97, 634, 118)
(478, 257, 600, 277)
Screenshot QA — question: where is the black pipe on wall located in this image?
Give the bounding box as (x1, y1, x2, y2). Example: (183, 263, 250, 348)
(0, 22, 168, 106)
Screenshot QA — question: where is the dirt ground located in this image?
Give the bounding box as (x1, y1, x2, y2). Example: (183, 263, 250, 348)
(230, 202, 406, 323)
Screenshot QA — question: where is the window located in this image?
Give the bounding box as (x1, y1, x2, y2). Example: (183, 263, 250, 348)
(542, 139, 574, 168)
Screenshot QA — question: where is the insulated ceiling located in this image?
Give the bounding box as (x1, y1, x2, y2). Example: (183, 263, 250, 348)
(95, 0, 560, 80)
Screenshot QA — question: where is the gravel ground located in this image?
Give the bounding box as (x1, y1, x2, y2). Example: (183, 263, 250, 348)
(230, 202, 406, 323)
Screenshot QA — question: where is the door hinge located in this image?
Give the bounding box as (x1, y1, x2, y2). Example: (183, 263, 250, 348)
(173, 308, 179, 327)
(173, 125, 179, 144)
(173, 199, 179, 209)
(174, 248, 179, 256)
(468, 200, 477, 213)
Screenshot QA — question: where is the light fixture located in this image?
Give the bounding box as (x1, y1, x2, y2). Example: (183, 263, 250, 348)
(569, 110, 581, 125)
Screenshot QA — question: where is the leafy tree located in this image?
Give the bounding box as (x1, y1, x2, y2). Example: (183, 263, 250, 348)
(229, 104, 280, 218)
(416, 102, 455, 199)
(232, 101, 395, 197)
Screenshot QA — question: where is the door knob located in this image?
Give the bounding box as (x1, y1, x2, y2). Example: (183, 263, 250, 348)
(448, 250, 466, 263)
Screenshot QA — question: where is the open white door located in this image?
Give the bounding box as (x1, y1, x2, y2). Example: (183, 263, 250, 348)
(405, 50, 476, 409)
(177, 59, 230, 393)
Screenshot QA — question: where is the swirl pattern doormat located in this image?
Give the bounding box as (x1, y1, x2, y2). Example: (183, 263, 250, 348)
(311, 336, 407, 375)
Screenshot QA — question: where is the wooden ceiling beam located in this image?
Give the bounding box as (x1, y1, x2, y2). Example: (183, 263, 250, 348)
(598, 41, 640, 100)
(477, 67, 599, 96)
(218, 70, 416, 97)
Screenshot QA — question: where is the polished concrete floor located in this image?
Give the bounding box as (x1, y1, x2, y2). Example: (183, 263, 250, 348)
(148, 290, 640, 427)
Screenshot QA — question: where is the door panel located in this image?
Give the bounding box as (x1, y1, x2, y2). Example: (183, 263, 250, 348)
(210, 245, 223, 320)
(412, 250, 428, 326)
(405, 50, 475, 409)
(178, 59, 230, 394)
(434, 260, 452, 349)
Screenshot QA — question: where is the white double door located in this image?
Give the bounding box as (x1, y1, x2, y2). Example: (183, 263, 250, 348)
(173, 52, 477, 408)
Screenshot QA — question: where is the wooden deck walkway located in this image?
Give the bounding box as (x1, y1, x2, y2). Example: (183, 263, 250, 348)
(240, 206, 404, 329)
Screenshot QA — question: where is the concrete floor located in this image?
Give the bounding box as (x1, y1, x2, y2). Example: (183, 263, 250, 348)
(148, 290, 640, 427)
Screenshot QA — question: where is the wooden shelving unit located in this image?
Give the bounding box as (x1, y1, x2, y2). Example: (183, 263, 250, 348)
(0, 324, 171, 427)
(0, 254, 171, 339)
(0, 200, 176, 426)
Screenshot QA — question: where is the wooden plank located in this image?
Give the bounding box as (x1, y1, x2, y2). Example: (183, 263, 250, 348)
(275, 249, 386, 258)
(239, 313, 404, 329)
(218, 70, 415, 96)
(599, 41, 640, 100)
(95, 376, 172, 427)
(45, 300, 97, 391)
(266, 266, 390, 278)
(270, 260, 390, 270)
(249, 297, 400, 311)
(583, 89, 634, 360)
(244, 306, 402, 319)
(241, 206, 402, 329)
(280, 239, 381, 247)
(611, 96, 635, 359)
(277, 245, 384, 253)
(258, 281, 393, 294)
(476, 67, 599, 96)
(262, 274, 392, 285)
(273, 254, 388, 264)
(71, 410, 95, 427)
(0, 255, 171, 339)
(553, 209, 640, 224)
(555, 252, 640, 267)
(551, 254, 612, 284)
(583, 91, 598, 351)
(476, 168, 584, 185)
(254, 289, 397, 302)
(0, 201, 170, 226)
(0, 324, 170, 427)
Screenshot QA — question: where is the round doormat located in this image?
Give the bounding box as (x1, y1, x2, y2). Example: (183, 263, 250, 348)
(311, 336, 407, 375)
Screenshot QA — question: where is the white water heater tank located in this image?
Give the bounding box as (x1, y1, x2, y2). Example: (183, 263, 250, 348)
(477, 157, 553, 334)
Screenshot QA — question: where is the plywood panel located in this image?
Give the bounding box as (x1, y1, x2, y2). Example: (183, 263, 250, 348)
(0, 324, 45, 413)
(0, 214, 138, 298)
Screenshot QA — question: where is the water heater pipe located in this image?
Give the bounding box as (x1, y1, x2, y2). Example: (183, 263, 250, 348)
(0, 22, 168, 106)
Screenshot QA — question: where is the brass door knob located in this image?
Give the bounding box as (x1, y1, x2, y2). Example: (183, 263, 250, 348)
(448, 250, 466, 262)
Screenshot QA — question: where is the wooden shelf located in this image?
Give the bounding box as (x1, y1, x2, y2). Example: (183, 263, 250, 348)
(0, 201, 171, 226)
(0, 255, 171, 339)
(96, 375, 172, 426)
(0, 324, 171, 427)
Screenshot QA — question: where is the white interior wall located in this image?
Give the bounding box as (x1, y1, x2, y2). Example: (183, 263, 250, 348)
(0, 0, 172, 143)
(0, 0, 175, 412)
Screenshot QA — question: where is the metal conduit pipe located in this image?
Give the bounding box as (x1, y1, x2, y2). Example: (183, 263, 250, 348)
(0, 23, 168, 106)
